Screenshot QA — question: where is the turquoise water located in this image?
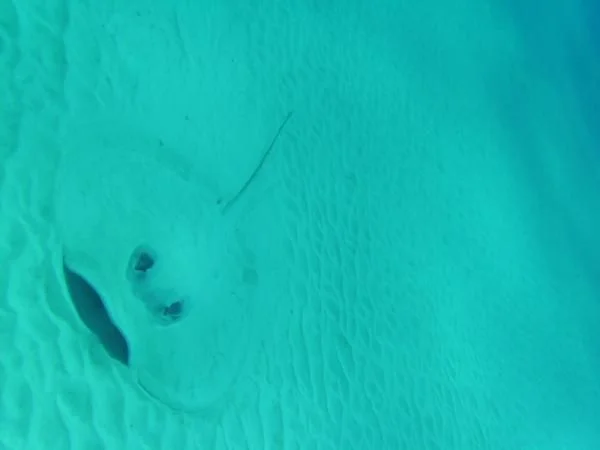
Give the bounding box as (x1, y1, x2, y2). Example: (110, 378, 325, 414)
(0, 0, 599, 449)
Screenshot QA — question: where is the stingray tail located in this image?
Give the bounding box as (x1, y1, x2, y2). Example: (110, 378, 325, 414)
(221, 111, 294, 214)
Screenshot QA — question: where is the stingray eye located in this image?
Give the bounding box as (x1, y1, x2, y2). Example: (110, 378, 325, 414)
(134, 251, 155, 273)
(153, 298, 187, 326)
(162, 300, 183, 319)
(127, 245, 157, 282)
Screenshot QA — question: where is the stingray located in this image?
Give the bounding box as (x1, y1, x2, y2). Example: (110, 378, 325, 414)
(54, 111, 293, 412)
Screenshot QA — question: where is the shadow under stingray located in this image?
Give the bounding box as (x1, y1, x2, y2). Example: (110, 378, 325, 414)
(62, 262, 130, 366)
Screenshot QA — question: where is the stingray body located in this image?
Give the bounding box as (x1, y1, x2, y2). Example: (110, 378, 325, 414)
(54, 112, 292, 412)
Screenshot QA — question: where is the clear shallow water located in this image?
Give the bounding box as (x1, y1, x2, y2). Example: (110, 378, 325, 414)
(0, 0, 599, 449)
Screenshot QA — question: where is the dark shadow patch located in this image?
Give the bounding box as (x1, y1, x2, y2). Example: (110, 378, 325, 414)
(63, 262, 129, 366)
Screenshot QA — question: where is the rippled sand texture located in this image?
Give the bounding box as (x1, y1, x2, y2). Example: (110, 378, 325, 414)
(1, 0, 600, 449)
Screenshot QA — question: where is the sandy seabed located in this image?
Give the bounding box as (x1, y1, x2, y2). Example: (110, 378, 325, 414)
(1, 1, 600, 449)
